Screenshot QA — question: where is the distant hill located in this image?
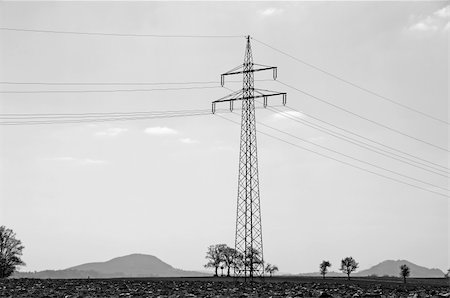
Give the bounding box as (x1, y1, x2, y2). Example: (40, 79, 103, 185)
(355, 260, 445, 278)
(14, 254, 208, 279)
(69, 253, 204, 277)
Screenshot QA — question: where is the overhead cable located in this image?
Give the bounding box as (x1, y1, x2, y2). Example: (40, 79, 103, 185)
(252, 37, 448, 125)
(0, 85, 221, 94)
(0, 111, 212, 125)
(216, 114, 449, 199)
(267, 106, 449, 177)
(277, 80, 449, 153)
(256, 115, 449, 192)
(0, 27, 244, 38)
(282, 105, 449, 172)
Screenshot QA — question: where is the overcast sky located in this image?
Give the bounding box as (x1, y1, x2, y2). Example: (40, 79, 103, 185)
(0, 1, 448, 274)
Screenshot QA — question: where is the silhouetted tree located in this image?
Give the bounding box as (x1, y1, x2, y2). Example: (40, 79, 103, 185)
(233, 250, 245, 275)
(400, 264, 410, 284)
(222, 246, 241, 277)
(244, 248, 263, 276)
(340, 257, 358, 280)
(320, 260, 332, 279)
(0, 226, 25, 278)
(204, 244, 226, 277)
(265, 263, 279, 277)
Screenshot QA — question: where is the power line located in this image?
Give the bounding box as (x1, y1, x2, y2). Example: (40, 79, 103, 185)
(0, 106, 279, 124)
(0, 105, 278, 119)
(0, 79, 273, 86)
(0, 85, 221, 94)
(216, 114, 449, 199)
(254, 115, 448, 192)
(0, 111, 214, 125)
(267, 106, 449, 177)
(278, 80, 449, 153)
(282, 105, 449, 172)
(0, 27, 245, 38)
(252, 88, 449, 173)
(0, 79, 269, 86)
(252, 37, 449, 125)
(0, 108, 211, 119)
(0, 80, 219, 86)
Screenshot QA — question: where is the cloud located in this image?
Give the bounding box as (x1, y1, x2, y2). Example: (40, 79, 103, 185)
(434, 5, 450, 18)
(259, 8, 283, 17)
(95, 127, 128, 137)
(409, 20, 438, 32)
(144, 126, 178, 135)
(47, 157, 108, 166)
(179, 138, 199, 144)
(408, 5, 449, 32)
(80, 159, 108, 165)
(272, 110, 305, 120)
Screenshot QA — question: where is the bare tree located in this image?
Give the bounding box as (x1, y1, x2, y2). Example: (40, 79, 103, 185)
(265, 263, 272, 276)
(244, 247, 263, 274)
(222, 246, 240, 277)
(204, 244, 226, 277)
(400, 264, 410, 284)
(233, 250, 245, 275)
(265, 263, 279, 277)
(271, 264, 279, 276)
(0, 226, 25, 278)
(320, 260, 332, 279)
(340, 257, 358, 280)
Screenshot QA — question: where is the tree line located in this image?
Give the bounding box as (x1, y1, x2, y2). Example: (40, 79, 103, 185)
(320, 258, 417, 284)
(204, 244, 278, 277)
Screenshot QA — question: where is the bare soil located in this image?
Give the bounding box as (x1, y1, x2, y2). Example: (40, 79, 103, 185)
(1, 276, 449, 297)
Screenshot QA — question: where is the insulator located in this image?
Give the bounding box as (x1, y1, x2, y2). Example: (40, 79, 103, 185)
(221, 75, 225, 87)
(273, 68, 278, 80)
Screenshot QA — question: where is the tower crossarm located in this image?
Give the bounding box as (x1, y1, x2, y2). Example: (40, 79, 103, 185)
(221, 65, 278, 86)
(212, 90, 286, 112)
(222, 66, 277, 77)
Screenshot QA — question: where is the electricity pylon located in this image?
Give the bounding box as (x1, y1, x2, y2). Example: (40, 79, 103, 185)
(212, 36, 286, 279)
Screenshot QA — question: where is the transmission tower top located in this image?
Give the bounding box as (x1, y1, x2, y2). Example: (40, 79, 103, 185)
(211, 36, 287, 113)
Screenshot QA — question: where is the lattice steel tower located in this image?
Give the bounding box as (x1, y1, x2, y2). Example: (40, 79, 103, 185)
(212, 36, 286, 279)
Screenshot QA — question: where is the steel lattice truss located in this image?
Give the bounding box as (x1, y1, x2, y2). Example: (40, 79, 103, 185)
(212, 36, 286, 279)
